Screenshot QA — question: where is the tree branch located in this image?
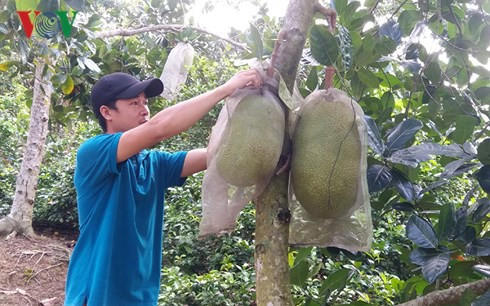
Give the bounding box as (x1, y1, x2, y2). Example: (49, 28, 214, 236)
(398, 279, 490, 306)
(368, 0, 382, 14)
(390, 0, 410, 19)
(96, 24, 248, 50)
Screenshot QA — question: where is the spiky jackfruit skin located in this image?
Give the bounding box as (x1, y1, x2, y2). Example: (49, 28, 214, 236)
(291, 90, 361, 219)
(216, 90, 285, 187)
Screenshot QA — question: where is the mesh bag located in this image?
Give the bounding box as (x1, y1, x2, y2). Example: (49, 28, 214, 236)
(198, 76, 285, 238)
(288, 88, 372, 253)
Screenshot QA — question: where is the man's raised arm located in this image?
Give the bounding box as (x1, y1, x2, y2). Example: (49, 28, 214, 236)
(116, 69, 262, 163)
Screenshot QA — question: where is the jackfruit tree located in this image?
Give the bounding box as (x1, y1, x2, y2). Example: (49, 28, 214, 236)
(246, 0, 490, 304)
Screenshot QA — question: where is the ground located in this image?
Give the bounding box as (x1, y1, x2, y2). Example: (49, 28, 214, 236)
(0, 228, 77, 306)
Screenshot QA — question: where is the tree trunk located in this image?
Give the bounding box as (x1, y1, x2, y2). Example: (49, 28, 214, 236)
(398, 278, 490, 306)
(0, 60, 52, 237)
(254, 1, 317, 305)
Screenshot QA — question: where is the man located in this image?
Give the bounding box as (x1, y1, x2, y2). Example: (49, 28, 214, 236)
(64, 69, 262, 306)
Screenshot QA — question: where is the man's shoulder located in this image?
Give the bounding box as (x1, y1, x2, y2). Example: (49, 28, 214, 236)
(79, 133, 121, 150)
(77, 133, 123, 159)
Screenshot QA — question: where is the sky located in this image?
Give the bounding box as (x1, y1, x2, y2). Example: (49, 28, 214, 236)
(186, 0, 289, 37)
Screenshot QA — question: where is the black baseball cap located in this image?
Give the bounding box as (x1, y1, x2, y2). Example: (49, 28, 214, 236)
(91, 72, 164, 111)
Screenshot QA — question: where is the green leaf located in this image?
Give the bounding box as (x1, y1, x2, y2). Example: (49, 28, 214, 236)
(375, 37, 397, 55)
(409, 248, 441, 266)
(15, 0, 38, 11)
(471, 198, 490, 223)
(82, 58, 101, 73)
(398, 10, 420, 36)
(290, 260, 309, 286)
(362, 35, 374, 54)
(436, 203, 455, 241)
(364, 115, 385, 155)
(355, 46, 374, 66)
(392, 202, 415, 212)
(484, 0, 490, 14)
(379, 20, 402, 45)
(348, 14, 373, 31)
(458, 226, 477, 244)
(451, 261, 479, 279)
(36, 0, 59, 11)
(468, 14, 484, 37)
(480, 25, 490, 45)
(72, 65, 83, 76)
(421, 252, 450, 283)
(452, 115, 478, 144)
(478, 139, 490, 165)
(309, 263, 322, 279)
(391, 169, 415, 202)
(61, 75, 74, 95)
(357, 68, 379, 88)
(0, 11, 10, 23)
(367, 164, 392, 193)
(319, 268, 353, 298)
(65, 0, 85, 11)
(466, 238, 490, 256)
(459, 288, 476, 306)
(473, 264, 490, 278)
(248, 23, 263, 59)
(305, 67, 318, 92)
(294, 247, 312, 264)
(0, 61, 14, 72)
(310, 25, 339, 66)
(335, 0, 348, 20)
(474, 87, 490, 105)
(381, 91, 395, 109)
(441, 1, 463, 25)
(400, 276, 428, 302)
(424, 61, 442, 83)
(278, 74, 293, 110)
(385, 119, 423, 154)
(406, 215, 439, 249)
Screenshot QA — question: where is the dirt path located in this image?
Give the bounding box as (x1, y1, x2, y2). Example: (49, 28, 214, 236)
(0, 231, 76, 306)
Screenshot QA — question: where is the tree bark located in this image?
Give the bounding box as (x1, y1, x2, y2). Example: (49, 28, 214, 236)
(0, 60, 52, 237)
(398, 279, 490, 306)
(96, 24, 247, 50)
(254, 1, 317, 305)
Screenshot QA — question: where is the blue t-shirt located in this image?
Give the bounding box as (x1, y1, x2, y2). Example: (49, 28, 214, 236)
(65, 133, 187, 306)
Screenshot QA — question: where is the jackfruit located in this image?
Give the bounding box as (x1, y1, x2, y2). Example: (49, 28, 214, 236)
(215, 88, 285, 187)
(291, 89, 362, 219)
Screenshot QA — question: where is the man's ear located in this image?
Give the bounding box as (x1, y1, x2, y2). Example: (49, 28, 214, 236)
(100, 105, 113, 121)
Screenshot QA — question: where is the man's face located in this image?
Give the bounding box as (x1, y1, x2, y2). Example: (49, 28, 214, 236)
(105, 92, 150, 132)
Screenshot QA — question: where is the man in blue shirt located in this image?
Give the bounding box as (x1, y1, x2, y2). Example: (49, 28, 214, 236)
(64, 70, 262, 306)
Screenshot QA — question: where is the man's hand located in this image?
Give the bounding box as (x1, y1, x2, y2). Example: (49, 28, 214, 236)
(220, 69, 263, 97)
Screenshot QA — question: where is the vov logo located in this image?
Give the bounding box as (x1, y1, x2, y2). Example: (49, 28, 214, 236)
(16, 3, 78, 39)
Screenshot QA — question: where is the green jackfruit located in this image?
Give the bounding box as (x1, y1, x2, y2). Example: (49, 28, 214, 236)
(216, 88, 285, 187)
(291, 90, 362, 219)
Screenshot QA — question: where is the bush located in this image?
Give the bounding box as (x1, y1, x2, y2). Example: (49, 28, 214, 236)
(160, 174, 256, 305)
(32, 119, 100, 228)
(0, 83, 30, 217)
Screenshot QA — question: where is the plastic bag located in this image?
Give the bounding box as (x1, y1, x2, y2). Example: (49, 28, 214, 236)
(198, 76, 285, 238)
(160, 42, 195, 100)
(288, 88, 372, 253)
